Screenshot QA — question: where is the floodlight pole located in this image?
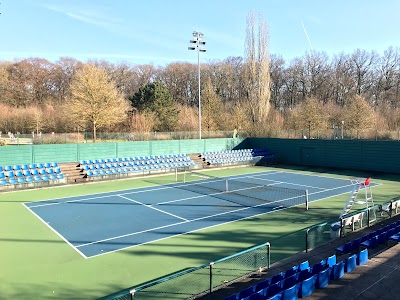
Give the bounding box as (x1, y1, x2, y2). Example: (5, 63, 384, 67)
(188, 31, 206, 139)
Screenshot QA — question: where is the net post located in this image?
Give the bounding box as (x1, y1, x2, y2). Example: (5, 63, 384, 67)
(130, 289, 136, 300)
(305, 189, 309, 210)
(175, 168, 178, 182)
(209, 262, 214, 294)
(266, 242, 271, 269)
(225, 179, 228, 192)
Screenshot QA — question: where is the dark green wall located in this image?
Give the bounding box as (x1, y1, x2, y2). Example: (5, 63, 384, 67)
(0, 138, 243, 165)
(245, 138, 400, 174)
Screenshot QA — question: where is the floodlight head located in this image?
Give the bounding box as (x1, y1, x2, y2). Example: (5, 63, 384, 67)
(199, 48, 206, 52)
(190, 39, 197, 43)
(199, 41, 206, 45)
(188, 46, 196, 50)
(192, 31, 198, 36)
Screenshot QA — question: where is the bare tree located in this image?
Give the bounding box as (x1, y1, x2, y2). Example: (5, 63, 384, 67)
(244, 11, 271, 124)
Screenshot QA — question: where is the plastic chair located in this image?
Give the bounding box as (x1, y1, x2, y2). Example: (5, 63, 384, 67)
(264, 282, 282, 299)
(255, 278, 270, 292)
(357, 248, 368, 266)
(298, 274, 317, 298)
(330, 261, 345, 280)
(326, 254, 337, 268)
(238, 286, 255, 299)
(243, 292, 263, 300)
(281, 283, 299, 300)
(282, 274, 299, 290)
(223, 293, 238, 300)
(316, 267, 330, 289)
(270, 273, 285, 285)
(336, 241, 353, 255)
(345, 254, 357, 273)
(311, 260, 326, 275)
(299, 260, 309, 271)
(298, 267, 312, 281)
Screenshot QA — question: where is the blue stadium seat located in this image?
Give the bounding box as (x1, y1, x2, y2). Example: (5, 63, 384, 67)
(315, 267, 330, 289)
(6, 171, 15, 178)
(243, 292, 263, 300)
(238, 286, 255, 299)
(51, 162, 58, 168)
(0, 178, 8, 186)
(41, 175, 50, 181)
(17, 177, 26, 184)
(31, 169, 39, 176)
(38, 169, 47, 175)
(270, 272, 285, 284)
(299, 260, 309, 271)
(284, 267, 298, 278)
(44, 162, 51, 168)
(22, 170, 31, 177)
(255, 278, 270, 292)
(4, 165, 13, 172)
(281, 283, 299, 300)
(33, 175, 42, 182)
(0, 172, 5, 179)
(49, 174, 57, 181)
(29, 163, 37, 169)
(14, 170, 23, 177)
(311, 260, 326, 275)
(54, 167, 61, 174)
(25, 176, 34, 183)
(281, 273, 299, 290)
(8, 178, 17, 185)
(336, 241, 353, 255)
(361, 236, 379, 249)
(326, 254, 336, 268)
(36, 163, 44, 169)
(56, 174, 64, 180)
(345, 254, 357, 273)
(298, 268, 312, 281)
(46, 168, 55, 175)
(357, 248, 368, 266)
(223, 293, 238, 300)
(298, 274, 317, 298)
(330, 261, 345, 280)
(264, 282, 282, 299)
(21, 164, 29, 170)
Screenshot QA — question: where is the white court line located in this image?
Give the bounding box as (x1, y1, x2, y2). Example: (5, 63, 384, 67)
(117, 195, 188, 221)
(85, 182, 372, 258)
(154, 182, 283, 206)
(77, 183, 310, 249)
(22, 203, 88, 259)
(246, 175, 326, 190)
(27, 171, 280, 208)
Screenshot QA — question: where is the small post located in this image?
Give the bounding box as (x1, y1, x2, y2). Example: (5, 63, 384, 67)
(130, 289, 136, 300)
(305, 228, 310, 253)
(209, 262, 214, 294)
(225, 179, 229, 192)
(305, 190, 309, 210)
(340, 218, 344, 237)
(367, 208, 370, 227)
(266, 242, 271, 269)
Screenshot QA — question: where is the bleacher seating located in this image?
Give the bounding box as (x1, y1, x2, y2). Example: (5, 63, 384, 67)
(200, 148, 274, 166)
(0, 162, 65, 190)
(79, 154, 195, 179)
(222, 237, 382, 300)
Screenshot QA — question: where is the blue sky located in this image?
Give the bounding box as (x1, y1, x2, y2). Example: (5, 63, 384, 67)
(0, 0, 399, 65)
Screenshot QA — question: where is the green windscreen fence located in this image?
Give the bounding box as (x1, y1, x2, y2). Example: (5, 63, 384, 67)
(0, 138, 244, 165)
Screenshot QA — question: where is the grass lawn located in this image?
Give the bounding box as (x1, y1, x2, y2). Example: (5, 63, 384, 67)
(0, 165, 398, 299)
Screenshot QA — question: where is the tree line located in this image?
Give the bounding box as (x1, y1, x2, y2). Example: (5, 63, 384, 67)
(1, 46, 399, 139)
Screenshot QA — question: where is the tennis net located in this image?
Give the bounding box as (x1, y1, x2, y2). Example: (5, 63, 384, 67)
(179, 171, 309, 210)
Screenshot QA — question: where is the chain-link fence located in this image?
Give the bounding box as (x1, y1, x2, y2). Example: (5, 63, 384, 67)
(101, 243, 270, 300)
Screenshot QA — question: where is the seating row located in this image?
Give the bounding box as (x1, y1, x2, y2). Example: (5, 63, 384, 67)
(0, 167, 62, 178)
(200, 148, 273, 166)
(79, 154, 190, 166)
(0, 174, 65, 186)
(336, 220, 400, 254)
(85, 162, 194, 178)
(224, 250, 368, 300)
(0, 162, 59, 172)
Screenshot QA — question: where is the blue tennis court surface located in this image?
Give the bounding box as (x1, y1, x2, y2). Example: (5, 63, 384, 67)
(24, 171, 363, 258)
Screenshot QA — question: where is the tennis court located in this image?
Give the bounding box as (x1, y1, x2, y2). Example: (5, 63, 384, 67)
(24, 170, 359, 258)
